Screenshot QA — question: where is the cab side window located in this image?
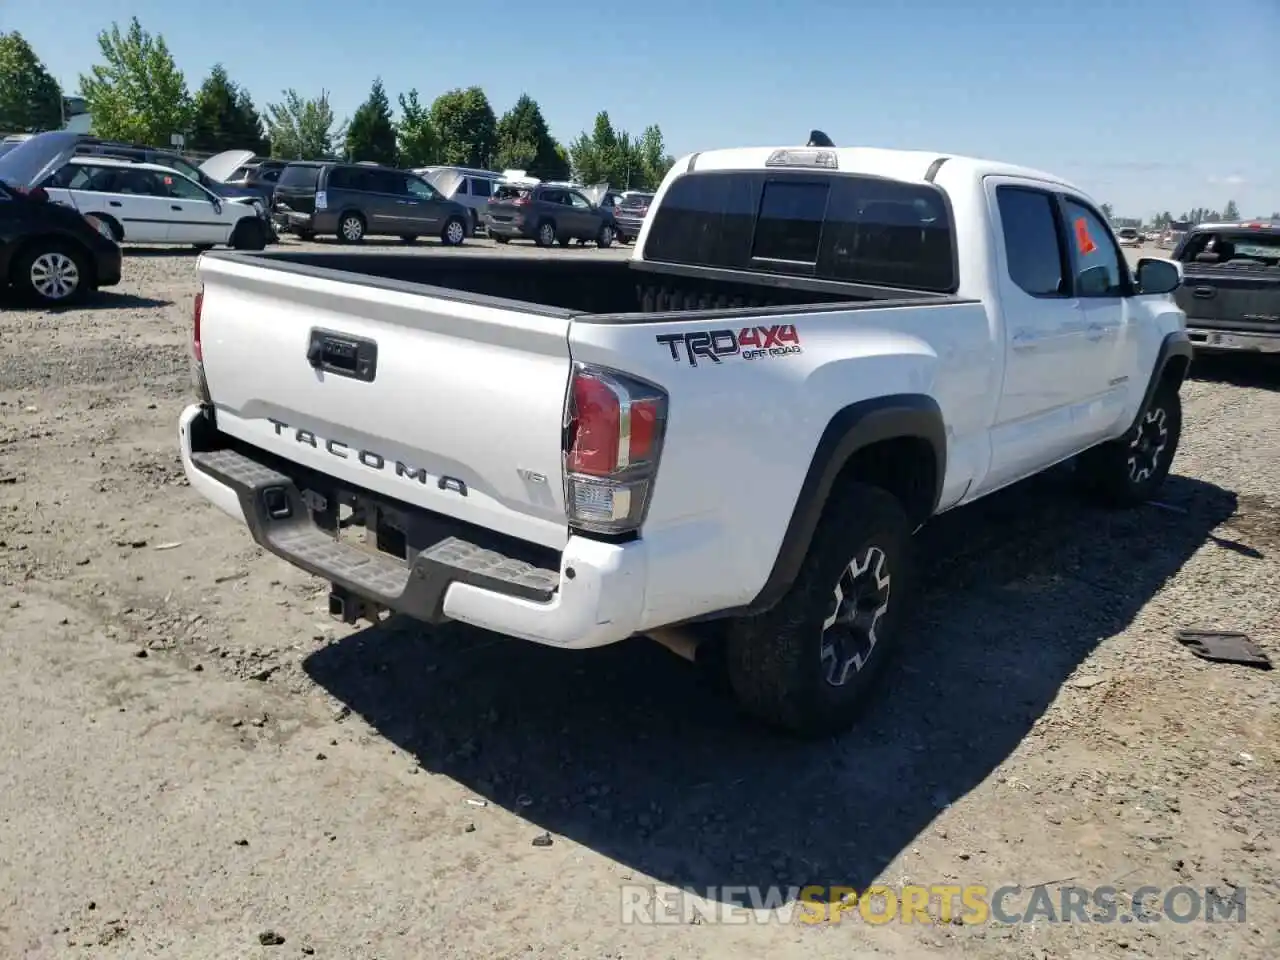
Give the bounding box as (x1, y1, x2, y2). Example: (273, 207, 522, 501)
(1061, 198, 1126, 297)
(996, 186, 1067, 297)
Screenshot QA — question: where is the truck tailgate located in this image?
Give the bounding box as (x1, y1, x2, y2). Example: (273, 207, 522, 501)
(196, 253, 573, 549)
(1175, 266, 1280, 334)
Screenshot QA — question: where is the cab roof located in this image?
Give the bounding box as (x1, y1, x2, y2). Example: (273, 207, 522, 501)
(683, 146, 1086, 194)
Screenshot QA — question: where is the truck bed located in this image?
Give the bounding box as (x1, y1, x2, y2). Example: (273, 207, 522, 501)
(210, 249, 957, 320)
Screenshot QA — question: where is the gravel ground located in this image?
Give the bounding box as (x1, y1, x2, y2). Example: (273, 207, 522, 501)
(0, 238, 1277, 959)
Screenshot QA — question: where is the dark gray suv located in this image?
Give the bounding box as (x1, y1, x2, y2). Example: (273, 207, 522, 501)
(273, 162, 473, 245)
(484, 183, 617, 247)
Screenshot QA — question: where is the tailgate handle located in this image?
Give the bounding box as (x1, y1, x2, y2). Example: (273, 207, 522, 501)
(1193, 286, 1216, 299)
(306, 329, 378, 383)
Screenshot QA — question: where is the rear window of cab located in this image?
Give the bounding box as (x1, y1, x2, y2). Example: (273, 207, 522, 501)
(643, 171, 956, 292)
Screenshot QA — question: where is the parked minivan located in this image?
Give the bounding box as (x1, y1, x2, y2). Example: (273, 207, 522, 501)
(273, 161, 473, 244)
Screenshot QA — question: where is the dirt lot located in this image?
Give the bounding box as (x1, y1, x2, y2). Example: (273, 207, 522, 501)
(0, 238, 1277, 959)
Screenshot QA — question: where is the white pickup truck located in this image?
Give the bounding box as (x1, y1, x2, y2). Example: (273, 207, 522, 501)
(179, 141, 1191, 738)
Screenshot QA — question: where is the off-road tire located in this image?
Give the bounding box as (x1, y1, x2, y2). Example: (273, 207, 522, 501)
(726, 481, 915, 738)
(1075, 386, 1182, 507)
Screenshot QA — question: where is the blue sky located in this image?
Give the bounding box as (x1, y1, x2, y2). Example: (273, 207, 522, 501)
(3, 0, 1277, 218)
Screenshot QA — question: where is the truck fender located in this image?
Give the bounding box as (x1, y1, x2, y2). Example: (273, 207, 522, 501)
(748, 394, 947, 613)
(1131, 330, 1192, 432)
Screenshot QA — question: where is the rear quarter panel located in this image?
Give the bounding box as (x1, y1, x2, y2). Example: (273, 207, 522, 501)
(570, 300, 996, 627)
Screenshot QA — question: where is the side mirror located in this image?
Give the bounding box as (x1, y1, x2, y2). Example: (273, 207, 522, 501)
(1135, 257, 1181, 295)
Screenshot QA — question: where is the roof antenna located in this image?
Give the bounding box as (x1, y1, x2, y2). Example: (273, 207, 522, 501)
(806, 129, 834, 148)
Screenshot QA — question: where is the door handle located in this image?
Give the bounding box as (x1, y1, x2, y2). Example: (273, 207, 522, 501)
(108, 201, 122, 208)
(1087, 323, 1107, 341)
(1011, 332, 1038, 352)
(171, 204, 183, 211)
(1192, 286, 1216, 299)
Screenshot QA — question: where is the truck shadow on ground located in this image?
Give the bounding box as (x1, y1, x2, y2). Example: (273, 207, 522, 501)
(1189, 353, 1280, 391)
(303, 467, 1237, 903)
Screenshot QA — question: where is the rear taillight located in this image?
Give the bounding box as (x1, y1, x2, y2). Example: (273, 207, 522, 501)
(563, 364, 667, 536)
(191, 286, 211, 403)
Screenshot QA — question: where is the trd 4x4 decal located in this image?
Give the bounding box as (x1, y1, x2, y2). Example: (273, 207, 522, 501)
(656, 325, 802, 367)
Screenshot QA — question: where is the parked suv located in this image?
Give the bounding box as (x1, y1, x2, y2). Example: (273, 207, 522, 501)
(225, 159, 288, 209)
(612, 190, 654, 244)
(273, 162, 472, 245)
(485, 182, 617, 247)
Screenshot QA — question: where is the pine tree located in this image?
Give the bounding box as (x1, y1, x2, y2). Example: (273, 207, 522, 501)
(345, 78, 397, 165)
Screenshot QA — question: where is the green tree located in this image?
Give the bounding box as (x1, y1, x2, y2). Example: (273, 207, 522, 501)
(265, 89, 343, 160)
(0, 32, 63, 133)
(494, 94, 567, 179)
(190, 64, 267, 154)
(429, 87, 496, 168)
(345, 78, 397, 165)
(635, 124, 674, 190)
(396, 88, 440, 167)
(1222, 199, 1240, 221)
(567, 131, 604, 183)
(569, 111, 672, 189)
(78, 18, 193, 145)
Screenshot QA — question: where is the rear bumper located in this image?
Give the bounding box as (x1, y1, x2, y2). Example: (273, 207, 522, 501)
(178, 404, 647, 649)
(614, 216, 645, 234)
(484, 219, 534, 239)
(1187, 327, 1280, 354)
(273, 210, 337, 235)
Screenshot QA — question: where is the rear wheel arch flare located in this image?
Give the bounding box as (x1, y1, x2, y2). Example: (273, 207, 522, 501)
(749, 394, 947, 612)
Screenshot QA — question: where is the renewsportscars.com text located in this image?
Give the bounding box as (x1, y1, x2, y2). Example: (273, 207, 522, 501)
(620, 883, 1247, 925)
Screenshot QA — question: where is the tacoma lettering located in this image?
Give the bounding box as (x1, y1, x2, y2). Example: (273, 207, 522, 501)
(265, 417, 465, 495)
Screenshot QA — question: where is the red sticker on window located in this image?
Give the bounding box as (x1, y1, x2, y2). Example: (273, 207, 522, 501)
(1074, 216, 1097, 256)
